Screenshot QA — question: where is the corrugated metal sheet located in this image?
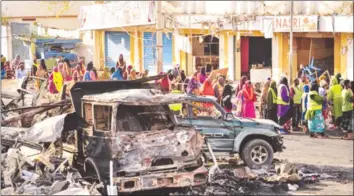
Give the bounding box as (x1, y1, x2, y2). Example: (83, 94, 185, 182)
(162, 33, 173, 72)
(143, 32, 156, 74)
(105, 32, 130, 68)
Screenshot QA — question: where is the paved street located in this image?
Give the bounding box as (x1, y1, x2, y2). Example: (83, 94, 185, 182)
(277, 134, 353, 195)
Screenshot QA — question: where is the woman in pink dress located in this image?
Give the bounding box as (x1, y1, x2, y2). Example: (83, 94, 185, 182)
(240, 80, 256, 118)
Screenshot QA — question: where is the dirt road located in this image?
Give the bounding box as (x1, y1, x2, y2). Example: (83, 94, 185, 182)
(277, 134, 353, 195)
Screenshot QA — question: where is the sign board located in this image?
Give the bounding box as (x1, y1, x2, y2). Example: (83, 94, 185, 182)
(273, 16, 318, 32)
(79, 2, 155, 31)
(250, 68, 272, 83)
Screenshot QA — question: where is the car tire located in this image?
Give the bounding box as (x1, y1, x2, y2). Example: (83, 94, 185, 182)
(241, 139, 273, 169)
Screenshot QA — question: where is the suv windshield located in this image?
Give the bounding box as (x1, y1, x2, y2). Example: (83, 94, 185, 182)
(116, 104, 174, 133)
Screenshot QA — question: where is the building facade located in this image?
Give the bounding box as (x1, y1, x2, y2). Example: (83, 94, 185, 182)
(80, 1, 353, 80)
(1, 1, 93, 62)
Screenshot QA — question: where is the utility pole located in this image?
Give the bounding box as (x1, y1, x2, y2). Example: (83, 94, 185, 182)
(289, 0, 294, 82)
(156, 1, 163, 74)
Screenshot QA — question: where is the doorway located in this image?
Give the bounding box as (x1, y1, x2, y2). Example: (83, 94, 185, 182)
(241, 37, 272, 78)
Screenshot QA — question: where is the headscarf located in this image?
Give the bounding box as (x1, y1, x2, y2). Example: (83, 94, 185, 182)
(1, 56, 6, 63)
(101, 67, 110, 80)
(201, 78, 214, 96)
(330, 76, 338, 86)
(130, 69, 137, 80)
(237, 75, 248, 94)
(242, 81, 254, 101)
(111, 68, 123, 80)
(335, 73, 342, 84)
(270, 80, 277, 94)
(222, 84, 233, 98)
(58, 63, 66, 78)
(279, 76, 289, 89)
(52, 66, 63, 92)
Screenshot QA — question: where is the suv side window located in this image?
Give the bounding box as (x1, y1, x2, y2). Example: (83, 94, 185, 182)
(189, 101, 222, 120)
(93, 105, 112, 131)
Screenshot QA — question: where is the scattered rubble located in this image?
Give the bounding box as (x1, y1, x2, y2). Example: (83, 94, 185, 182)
(1, 77, 348, 195)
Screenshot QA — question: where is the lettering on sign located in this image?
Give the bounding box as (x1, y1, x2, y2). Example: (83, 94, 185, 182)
(273, 16, 318, 32)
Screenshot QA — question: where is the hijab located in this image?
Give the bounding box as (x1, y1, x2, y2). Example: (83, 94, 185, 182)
(58, 63, 66, 77)
(242, 81, 254, 101)
(237, 75, 248, 93)
(101, 67, 110, 80)
(270, 80, 277, 95)
(130, 69, 137, 80)
(52, 66, 63, 92)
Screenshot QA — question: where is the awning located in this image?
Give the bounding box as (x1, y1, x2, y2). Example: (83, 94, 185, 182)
(79, 1, 156, 31)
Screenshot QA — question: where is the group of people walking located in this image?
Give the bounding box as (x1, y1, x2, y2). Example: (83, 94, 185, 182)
(259, 73, 353, 139)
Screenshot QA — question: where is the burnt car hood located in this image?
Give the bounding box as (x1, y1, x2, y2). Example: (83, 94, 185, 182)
(112, 128, 204, 174)
(235, 117, 282, 130)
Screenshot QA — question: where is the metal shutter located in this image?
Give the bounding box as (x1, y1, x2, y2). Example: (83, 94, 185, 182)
(162, 33, 173, 72)
(143, 32, 173, 75)
(143, 32, 157, 75)
(105, 32, 130, 68)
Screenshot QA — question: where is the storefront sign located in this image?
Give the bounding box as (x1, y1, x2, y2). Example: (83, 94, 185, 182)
(79, 2, 155, 31)
(273, 16, 318, 32)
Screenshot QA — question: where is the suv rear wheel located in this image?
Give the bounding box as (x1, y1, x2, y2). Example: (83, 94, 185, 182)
(241, 139, 273, 169)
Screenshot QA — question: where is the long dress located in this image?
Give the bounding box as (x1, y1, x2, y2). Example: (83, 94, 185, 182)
(241, 85, 256, 118)
(306, 93, 325, 133)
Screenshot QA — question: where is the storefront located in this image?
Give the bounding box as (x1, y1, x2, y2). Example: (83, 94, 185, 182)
(143, 32, 173, 75)
(104, 31, 131, 68)
(191, 35, 220, 73)
(241, 35, 272, 79)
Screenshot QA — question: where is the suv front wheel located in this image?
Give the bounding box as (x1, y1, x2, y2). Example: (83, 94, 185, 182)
(241, 139, 273, 169)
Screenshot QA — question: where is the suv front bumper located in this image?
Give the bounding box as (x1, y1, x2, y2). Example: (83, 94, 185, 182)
(114, 166, 208, 192)
(272, 136, 285, 152)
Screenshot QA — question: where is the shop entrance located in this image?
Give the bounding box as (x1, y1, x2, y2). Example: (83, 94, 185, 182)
(192, 35, 219, 73)
(295, 37, 334, 77)
(241, 37, 272, 78)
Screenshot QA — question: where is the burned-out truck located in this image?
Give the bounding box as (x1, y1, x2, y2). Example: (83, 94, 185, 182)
(66, 76, 208, 192)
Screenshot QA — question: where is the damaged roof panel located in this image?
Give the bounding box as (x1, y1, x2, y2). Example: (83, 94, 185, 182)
(82, 89, 220, 106)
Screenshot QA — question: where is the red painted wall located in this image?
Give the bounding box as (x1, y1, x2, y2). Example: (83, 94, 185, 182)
(241, 37, 249, 73)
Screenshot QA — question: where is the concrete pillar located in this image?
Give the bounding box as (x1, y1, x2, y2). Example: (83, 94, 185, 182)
(228, 34, 235, 80)
(219, 33, 225, 69)
(235, 32, 241, 80)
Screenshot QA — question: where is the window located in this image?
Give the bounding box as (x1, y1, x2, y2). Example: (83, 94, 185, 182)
(116, 105, 172, 132)
(94, 105, 112, 131)
(189, 101, 222, 119)
(83, 103, 93, 125)
(203, 36, 219, 56)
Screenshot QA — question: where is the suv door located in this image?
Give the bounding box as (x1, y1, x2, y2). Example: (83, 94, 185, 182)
(187, 101, 235, 152)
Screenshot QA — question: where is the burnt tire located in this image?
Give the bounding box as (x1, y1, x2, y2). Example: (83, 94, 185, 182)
(241, 139, 273, 169)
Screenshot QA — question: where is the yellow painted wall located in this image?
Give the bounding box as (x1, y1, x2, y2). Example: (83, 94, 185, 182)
(334, 33, 354, 79)
(94, 30, 105, 70)
(130, 34, 135, 66)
